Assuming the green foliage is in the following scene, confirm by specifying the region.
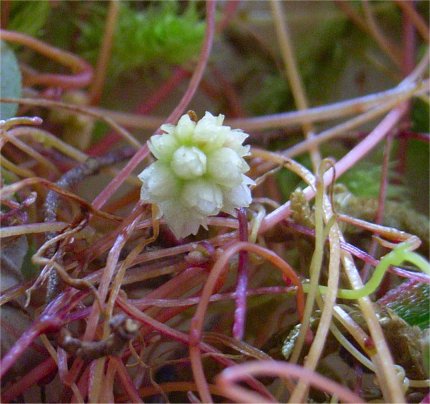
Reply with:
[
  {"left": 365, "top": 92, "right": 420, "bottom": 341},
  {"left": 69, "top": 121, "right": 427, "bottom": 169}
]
[
  {"left": 0, "top": 41, "right": 22, "bottom": 120},
  {"left": 411, "top": 99, "right": 430, "bottom": 133},
  {"left": 78, "top": 1, "right": 205, "bottom": 78},
  {"left": 384, "top": 283, "right": 430, "bottom": 330},
  {"left": 277, "top": 152, "right": 402, "bottom": 202},
  {"left": 338, "top": 162, "right": 404, "bottom": 199},
  {"left": 7, "top": 1, "right": 50, "bottom": 38},
  {"left": 21, "top": 243, "right": 38, "bottom": 280},
  {"left": 295, "top": 16, "right": 349, "bottom": 102},
  {"left": 406, "top": 100, "right": 430, "bottom": 213}
]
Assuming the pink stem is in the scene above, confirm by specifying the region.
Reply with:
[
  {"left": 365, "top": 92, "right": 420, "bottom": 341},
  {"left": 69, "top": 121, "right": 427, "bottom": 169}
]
[
  {"left": 72, "top": 366, "right": 90, "bottom": 403},
  {"left": 0, "top": 289, "right": 87, "bottom": 380},
  {"left": 361, "top": 132, "right": 394, "bottom": 282},
  {"left": 260, "top": 104, "right": 408, "bottom": 233},
  {"left": 377, "top": 278, "right": 418, "bottom": 306},
  {"left": 83, "top": 205, "right": 143, "bottom": 341},
  {"left": 216, "top": 0, "right": 241, "bottom": 33},
  {"left": 57, "top": 347, "right": 69, "bottom": 383},
  {"left": 189, "top": 241, "right": 304, "bottom": 403},
  {"left": 117, "top": 296, "right": 275, "bottom": 401},
  {"left": 111, "top": 357, "right": 143, "bottom": 403},
  {"left": 0, "top": 29, "right": 93, "bottom": 89},
  {"left": 421, "top": 393, "right": 430, "bottom": 403},
  {"left": 1, "top": 358, "right": 57, "bottom": 402},
  {"left": 216, "top": 361, "right": 364, "bottom": 403},
  {"left": 130, "top": 286, "right": 295, "bottom": 308},
  {"left": 233, "top": 208, "right": 249, "bottom": 340},
  {"left": 91, "top": 0, "right": 217, "bottom": 210},
  {"left": 0, "top": 327, "right": 42, "bottom": 379},
  {"left": 396, "top": 0, "right": 417, "bottom": 175}
]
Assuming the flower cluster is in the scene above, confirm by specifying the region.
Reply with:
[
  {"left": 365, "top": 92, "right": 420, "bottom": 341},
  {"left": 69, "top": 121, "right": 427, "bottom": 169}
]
[{"left": 138, "top": 112, "right": 254, "bottom": 238}]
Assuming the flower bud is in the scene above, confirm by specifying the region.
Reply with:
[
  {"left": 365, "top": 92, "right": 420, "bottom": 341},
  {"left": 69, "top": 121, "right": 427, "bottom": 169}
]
[
  {"left": 139, "top": 111, "right": 254, "bottom": 238},
  {"left": 171, "top": 146, "right": 207, "bottom": 179}
]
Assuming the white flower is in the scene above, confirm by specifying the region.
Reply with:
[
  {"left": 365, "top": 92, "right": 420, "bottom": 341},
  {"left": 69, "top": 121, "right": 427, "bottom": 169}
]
[{"left": 138, "top": 111, "right": 254, "bottom": 238}]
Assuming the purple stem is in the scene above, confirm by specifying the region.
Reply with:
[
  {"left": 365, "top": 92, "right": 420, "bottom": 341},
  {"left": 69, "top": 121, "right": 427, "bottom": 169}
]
[
  {"left": 233, "top": 208, "right": 249, "bottom": 340},
  {"left": 260, "top": 104, "right": 408, "bottom": 233},
  {"left": 360, "top": 132, "right": 394, "bottom": 282},
  {"left": 129, "top": 286, "right": 295, "bottom": 309},
  {"left": 0, "top": 316, "right": 62, "bottom": 379},
  {"left": 117, "top": 297, "right": 275, "bottom": 401},
  {"left": 2, "top": 357, "right": 57, "bottom": 402},
  {"left": 0, "top": 289, "right": 85, "bottom": 380},
  {"left": 396, "top": 0, "right": 416, "bottom": 174},
  {"left": 377, "top": 279, "right": 418, "bottom": 306},
  {"left": 421, "top": 393, "right": 430, "bottom": 404}
]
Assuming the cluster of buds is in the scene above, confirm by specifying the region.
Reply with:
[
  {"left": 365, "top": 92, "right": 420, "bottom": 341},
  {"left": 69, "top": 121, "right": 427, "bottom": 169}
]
[{"left": 139, "top": 111, "right": 254, "bottom": 238}]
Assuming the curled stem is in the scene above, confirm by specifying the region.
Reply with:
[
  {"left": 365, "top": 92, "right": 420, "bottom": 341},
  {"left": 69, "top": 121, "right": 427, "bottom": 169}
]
[{"left": 0, "top": 29, "right": 93, "bottom": 89}]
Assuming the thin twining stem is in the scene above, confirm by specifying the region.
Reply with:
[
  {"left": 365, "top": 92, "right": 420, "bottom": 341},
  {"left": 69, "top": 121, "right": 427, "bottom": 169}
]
[
  {"left": 270, "top": 0, "right": 321, "bottom": 170},
  {"left": 34, "top": 79, "right": 419, "bottom": 132},
  {"left": 89, "top": 0, "right": 120, "bottom": 104},
  {"left": 0, "top": 97, "right": 141, "bottom": 148}
]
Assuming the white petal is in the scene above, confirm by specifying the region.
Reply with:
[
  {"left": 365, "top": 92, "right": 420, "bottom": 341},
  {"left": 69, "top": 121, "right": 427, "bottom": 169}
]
[
  {"left": 171, "top": 146, "right": 207, "bottom": 179},
  {"left": 223, "top": 129, "right": 250, "bottom": 156},
  {"left": 148, "top": 134, "right": 178, "bottom": 161},
  {"left": 221, "top": 181, "right": 252, "bottom": 214},
  {"left": 139, "top": 162, "right": 180, "bottom": 203},
  {"left": 160, "top": 200, "right": 205, "bottom": 238},
  {"left": 207, "top": 147, "right": 244, "bottom": 187},
  {"left": 194, "top": 113, "right": 229, "bottom": 152},
  {"left": 182, "top": 179, "right": 223, "bottom": 216},
  {"left": 242, "top": 174, "right": 256, "bottom": 186},
  {"left": 160, "top": 124, "right": 175, "bottom": 135},
  {"left": 146, "top": 162, "right": 179, "bottom": 200},
  {"left": 138, "top": 165, "right": 155, "bottom": 202},
  {"left": 175, "top": 114, "right": 196, "bottom": 142}
]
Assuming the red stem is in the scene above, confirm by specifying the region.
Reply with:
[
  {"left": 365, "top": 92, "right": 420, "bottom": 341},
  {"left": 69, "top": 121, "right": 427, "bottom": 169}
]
[
  {"left": 216, "top": 0, "right": 241, "bottom": 33},
  {"left": 117, "top": 296, "right": 274, "bottom": 400},
  {"left": 72, "top": 366, "right": 90, "bottom": 403},
  {"left": 2, "top": 358, "right": 57, "bottom": 402},
  {"left": 396, "top": 1, "right": 416, "bottom": 174},
  {"left": 0, "top": 314, "right": 64, "bottom": 380},
  {"left": 0, "top": 29, "right": 93, "bottom": 89},
  {"left": 111, "top": 357, "right": 143, "bottom": 403}
]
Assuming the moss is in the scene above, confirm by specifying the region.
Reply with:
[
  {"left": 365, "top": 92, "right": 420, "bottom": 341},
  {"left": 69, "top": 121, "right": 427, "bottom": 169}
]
[{"left": 77, "top": 1, "right": 205, "bottom": 78}]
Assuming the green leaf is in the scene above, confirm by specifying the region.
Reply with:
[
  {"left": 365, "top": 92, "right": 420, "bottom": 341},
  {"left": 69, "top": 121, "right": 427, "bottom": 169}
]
[
  {"left": 383, "top": 283, "right": 430, "bottom": 330},
  {"left": 0, "top": 41, "right": 22, "bottom": 120},
  {"left": 8, "top": 0, "right": 51, "bottom": 38}
]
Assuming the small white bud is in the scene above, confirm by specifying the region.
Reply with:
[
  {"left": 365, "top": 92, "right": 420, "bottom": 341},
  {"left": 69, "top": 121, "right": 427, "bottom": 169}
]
[
  {"left": 138, "top": 111, "right": 254, "bottom": 238},
  {"left": 148, "top": 134, "right": 178, "bottom": 162},
  {"left": 171, "top": 146, "right": 207, "bottom": 179},
  {"left": 182, "top": 179, "right": 223, "bottom": 216}
]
